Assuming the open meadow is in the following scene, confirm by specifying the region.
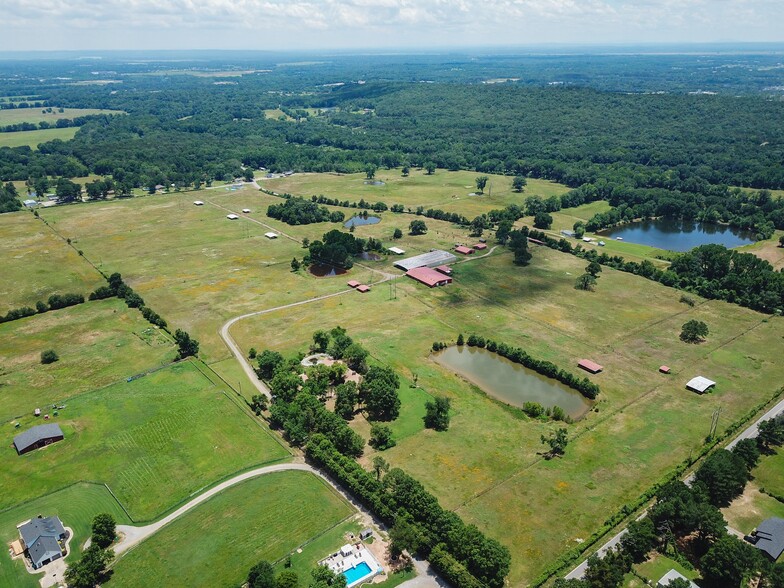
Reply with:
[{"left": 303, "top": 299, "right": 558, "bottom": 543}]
[
  {"left": 109, "top": 470, "right": 352, "bottom": 587},
  {"left": 231, "top": 245, "right": 784, "bottom": 585},
  {"left": 0, "top": 107, "right": 122, "bottom": 126},
  {"left": 0, "top": 127, "right": 79, "bottom": 149},
  {"left": 0, "top": 360, "right": 289, "bottom": 521},
  {"left": 0, "top": 298, "right": 176, "bottom": 421},
  {"left": 0, "top": 209, "right": 105, "bottom": 313}
]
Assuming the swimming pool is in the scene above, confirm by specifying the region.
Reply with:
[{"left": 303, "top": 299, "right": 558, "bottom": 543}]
[{"left": 343, "top": 561, "right": 373, "bottom": 586}]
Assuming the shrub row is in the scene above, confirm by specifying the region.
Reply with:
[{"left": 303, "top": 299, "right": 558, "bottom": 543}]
[
  {"left": 0, "top": 291, "right": 86, "bottom": 323},
  {"left": 465, "top": 334, "right": 600, "bottom": 400},
  {"left": 306, "top": 434, "right": 510, "bottom": 588},
  {"left": 107, "top": 273, "right": 167, "bottom": 329}
]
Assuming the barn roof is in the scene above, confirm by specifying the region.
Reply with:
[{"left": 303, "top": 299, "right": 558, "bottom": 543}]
[
  {"left": 406, "top": 267, "right": 452, "bottom": 287},
  {"left": 686, "top": 376, "right": 716, "bottom": 393},
  {"left": 13, "top": 424, "right": 63, "bottom": 453},
  {"left": 394, "top": 250, "right": 457, "bottom": 271},
  {"left": 578, "top": 359, "right": 603, "bottom": 373},
  {"left": 455, "top": 245, "right": 474, "bottom": 255}
]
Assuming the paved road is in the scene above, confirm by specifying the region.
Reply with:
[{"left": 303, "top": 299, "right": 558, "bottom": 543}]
[{"left": 564, "top": 394, "right": 784, "bottom": 580}]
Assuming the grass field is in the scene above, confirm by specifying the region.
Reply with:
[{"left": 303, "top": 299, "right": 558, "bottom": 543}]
[
  {"left": 264, "top": 108, "right": 295, "bottom": 121},
  {"left": 0, "top": 209, "right": 106, "bottom": 313},
  {"left": 0, "top": 483, "right": 132, "bottom": 588},
  {"left": 0, "top": 298, "right": 177, "bottom": 421},
  {"left": 230, "top": 246, "right": 784, "bottom": 585},
  {"left": 754, "top": 449, "right": 784, "bottom": 495},
  {"left": 109, "top": 470, "right": 353, "bottom": 587},
  {"left": 0, "top": 127, "right": 79, "bottom": 149},
  {"left": 0, "top": 361, "right": 289, "bottom": 521},
  {"left": 0, "top": 107, "right": 122, "bottom": 126},
  {"left": 739, "top": 230, "right": 784, "bottom": 270},
  {"left": 722, "top": 483, "right": 784, "bottom": 535}
]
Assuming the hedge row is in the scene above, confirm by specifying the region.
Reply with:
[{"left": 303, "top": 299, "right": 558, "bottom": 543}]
[
  {"left": 464, "top": 334, "right": 600, "bottom": 400},
  {"left": 306, "top": 434, "right": 510, "bottom": 588}
]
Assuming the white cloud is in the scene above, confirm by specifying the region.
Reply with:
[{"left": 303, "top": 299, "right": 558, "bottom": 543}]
[{"left": 0, "top": 0, "right": 783, "bottom": 50}]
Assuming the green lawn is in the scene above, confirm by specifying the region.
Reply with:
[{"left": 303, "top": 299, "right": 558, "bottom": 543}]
[
  {"left": 0, "top": 210, "right": 105, "bottom": 313},
  {"left": 0, "top": 298, "right": 177, "bottom": 421},
  {"left": 230, "top": 246, "right": 784, "bottom": 585},
  {"left": 0, "top": 483, "right": 132, "bottom": 588},
  {"left": 0, "top": 127, "right": 79, "bottom": 148},
  {"left": 109, "top": 470, "right": 353, "bottom": 587},
  {"left": 632, "top": 553, "right": 699, "bottom": 585},
  {"left": 722, "top": 483, "right": 784, "bottom": 536},
  {"left": 0, "top": 107, "right": 122, "bottom": 126},
  {"left": 0, "top": 361, "right": 290, "bottom": 521},
  {"left": 754, "top": 449, "right": 784, "bottom": 495}
]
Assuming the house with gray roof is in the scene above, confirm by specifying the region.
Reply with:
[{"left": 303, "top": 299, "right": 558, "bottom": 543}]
[
  {"left": 13, "top": 423, "right": 64, "bottom": 455},
  {"left": 747, "top": 517, "right": 784, "bottom": 561},
  {"left": 19, "top": 516, "right": 67, "bottom": 569}
]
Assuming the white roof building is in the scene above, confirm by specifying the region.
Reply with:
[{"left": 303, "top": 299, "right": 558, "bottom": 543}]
[
  {"left": 193, "top": 200, "right": 204, "bottom": 205},
  {"left": 226, "top": 214, "right": 239, "bottom": 220},
  {"left": 265, "top": 232, "right": 278, "bottom": 239},
  {"left": 394, "top": 250, "right": 457, "bottom": 271},
  {"left": 686, "top": 376, "right": 716, "bottom": 394},
  {"left": 242, "top": 208, "right": 251, "bottom": 213},
  {"left": 388, "top": 246, "right": 405, "bottom": 255}
]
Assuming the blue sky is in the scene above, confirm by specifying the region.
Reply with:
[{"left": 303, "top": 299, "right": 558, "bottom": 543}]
[{"left": 1, "top": 0, "right": 783, "bottom": 51}]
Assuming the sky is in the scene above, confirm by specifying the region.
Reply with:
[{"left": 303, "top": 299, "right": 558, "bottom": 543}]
[{"left": 1, "top": 0, "right": 783, "bottom": 52}]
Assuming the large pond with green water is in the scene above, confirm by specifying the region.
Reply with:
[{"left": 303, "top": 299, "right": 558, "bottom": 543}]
[{"left": 433, "top": 346, "right": 592, "bottom": 419}]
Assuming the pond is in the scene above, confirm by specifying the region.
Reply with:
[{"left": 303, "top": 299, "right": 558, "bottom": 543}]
[
  {"left": 598, "top": 218, "right": 756, "bottom": 252},
  {"left": 344, "top": 215, "right": 381, "bottom": 228},
  {"left": 357, "top": 251, "right": 382, "bottom": 261},
  {"left": 309, "top": 263, "right": 348, "bottom": 277},
  {"left": 433, "top": 346, "right": 592, "bottom": 419}
]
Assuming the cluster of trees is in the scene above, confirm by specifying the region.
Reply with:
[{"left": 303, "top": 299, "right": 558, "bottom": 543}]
[
  {"left": 106, "top": 272, "right": 168, "bottom": 330},
  {"left": 0, "top": 114, "right": 110, "bottom": 133},
  {"left": 463, "top": 334, "right": 600, "bottom": 399},
  {"left": 307, "top": 193, "right": 388, "bottom": 212},
  {"left": 306, "top": 434, "right": 511, "bottom": 588},
  {"left": 0, "top": 182, "right": 21, "bottom": 213},
  {"left": 522, "top": 401, "right": 570, "bottom": 423},
  {"left": 414, "top": 206, "right": 469, "bottom": 226},
  {"left": 64, "top": 514, "right": 116, "bottom": 588},
  {"left": 307, "top": 229, "right": 363, "bottom": 270},
  {"left": 267, "top": 196, "right": 344, "bottom": 225},
  {"left": 247, "top": 559, "right": 336, "bottom": 588},
  {"left": 424, "top": 397, "right": 451, "bottom": 431},
  {"left": 527, "top": 230, "right": 784, "bottom": 314},
  {"left": 0, "top": 291, "right": 85, "bottom": 324}
]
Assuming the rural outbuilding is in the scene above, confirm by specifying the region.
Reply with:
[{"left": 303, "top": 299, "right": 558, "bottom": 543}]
[
  {"left": 435, "top": 265, "right": 452, "bottom": 275},
  {"left": 454, "top": 245, "right": 474, "bottom": 255},
  {"left": 13, "top": 423, "right": 64, "bottom": 455},
  {"left": 356, "top": 285, "right": 371, "bottom": 293},
  {"left": 747, "top": 517, "right": 784, "bottom": 561},
  {"left": 578, "top": 359, "right": 603, "bottom": 374},
  {"left": 242, "top": 208, "right": 251, "bottom": 213},
  {"left": 347, "top": 280, "right": 360, "bottom": 288},
  {"left": 193, "top": 200, "right": 204, "bottom": 206},
  {"left": 264, "top": 232, "right": 278, "bottom": 239},
  {"left": 359, "top": 528, "right": 373, "bottom": 540},
  {"left": 406, "top": 267, "right": 453, "bottom": 288},
  {"left": 394, "top": 250, "right": 457, "bottom": 271},
  {"left": 226, "top": 214, "right": 239, "bottom": 220},
  {"left": 388, "top": 246, "right": 406, "bottom": 255},
  {"left": 686, "top": 376, "right": 716, "bottom": 394},
  {"left": 473, "top": 243, "right": 487, "bottom": 251},
  {"left": 659, "top": 365, "right": 671, "bottom": 374},
  {"left": 18, "top": 516, "right": 66, "bottom": 569},
  {"left": 657, "top": 569, "right": 698, "bottom": 588}
]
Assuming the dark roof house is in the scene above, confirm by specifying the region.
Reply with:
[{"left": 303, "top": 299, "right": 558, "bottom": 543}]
[
  {"left": 13, "top": 423, "right": 64, "bottom": 455},
  {"left": 748, "top": 517, "right": 784, "bottom": 561},
  {"left": 19, "top": 516, "right": 66, "bottom": 569}
]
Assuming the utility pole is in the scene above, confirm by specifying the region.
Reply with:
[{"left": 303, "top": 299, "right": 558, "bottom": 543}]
[{"left": 709, "top": 406, "right": 721, "bottom": 440}]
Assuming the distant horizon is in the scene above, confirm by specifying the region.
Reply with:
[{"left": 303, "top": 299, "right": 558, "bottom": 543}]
[{"left": 3, "top": 0, "right": 784, "bottom": 53}]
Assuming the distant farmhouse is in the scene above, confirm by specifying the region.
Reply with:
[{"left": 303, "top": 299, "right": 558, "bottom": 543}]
[
  {"left": 13, "top": 423, "right": 64, "bottom": 455},
  {"left": 18, "top": 516, "right": 67, "bottom": 569}
]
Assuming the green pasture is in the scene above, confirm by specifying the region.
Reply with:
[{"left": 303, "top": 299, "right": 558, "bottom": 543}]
[
  {"left": 0, "top": 483, "right": 132, "bottom": 588},
  {"left": 264, "top": 108, "right": 295, "bottom": 121},
  {"left": 0, "top": 298, "right": 176, "bottom": 421},
  {"left": 230, "top": 245, "right": 784, "bottom": 585},
  {"left": 0, "top": 107, "right": 122, "bottom": 126},
  {"left": 754, "top": 449, "right": 784, "bottom": 496},
  {"left": 722, "top": 483, "right": 784, "bottom": 535},
  {"left": 0, "top": 210, "right": 105, "bottom": 313},
  {"left": 110, "top": 470, "right": 352, "bottom": 588},
  {"left": 0, "top": 361, "right": 289, "bottom": 520},
  {"left": 0, "top": 127, "right": 79, "bottom": 149}
]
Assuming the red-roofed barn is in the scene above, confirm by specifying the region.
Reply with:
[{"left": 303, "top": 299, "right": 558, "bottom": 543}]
[
  {"left": 455, "top": 246, "right": 474, "bottom": 255},
  {"left": 406, "top": 267, "right": 453, "bottom": 288},
  {"left": 578, "top": 359, "right": 603, "bottom": 374}
]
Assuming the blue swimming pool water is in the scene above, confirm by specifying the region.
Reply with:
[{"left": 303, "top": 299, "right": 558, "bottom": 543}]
[{"left": 343, "top": 561, "right": 373, "bottom": 585}]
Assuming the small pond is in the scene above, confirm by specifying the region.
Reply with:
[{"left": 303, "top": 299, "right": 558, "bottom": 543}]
[
  {"left": 598, "top": 218, "right": 756, "bottom": 252},
  {"left": 357, "top": 251, "right": 383, "bottom": 261},
  {"left": 433, "top": 346, "right": 592, "bottom": 419},
  {"left": 344, "top": 215, "right": 381, "bottom": 228},
  {"left": 309, "top": 263, "right": 348, "bottom": 277}
]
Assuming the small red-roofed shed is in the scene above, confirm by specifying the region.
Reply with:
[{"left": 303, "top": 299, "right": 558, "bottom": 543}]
[
  {"left": 435, "top": 265, "right": 452, "bottom": 275},
  {"left": 474, "top": 243, "right": 487, "bottom": 250},
  {"left": 407, "top": 267, "right": 453, "bottom": 288},
  {"left": 455, "top": 245, "right": 474, "bottom": 255},
  {"left": 578, "top": 359, "right": 603, "bottom": 374},
  {"left": 347, "top": 280, "right": 360, "bottom": 288},
  {"left": 659, "top": 365, "right": 671, "bottom": 374},
  {"left": 356, "top": 284, "right": 371, "bottom": 293}
]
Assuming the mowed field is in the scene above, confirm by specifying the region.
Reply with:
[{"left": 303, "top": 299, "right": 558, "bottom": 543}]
[
  {"left": 0, "top": 107, "right": 122, "bottom": 126},
  {"left": 0, "top": 360, "right": 289, "bottom": 521},
  {"left": 0, "top": 298, "right": 176, "bottom": 421},
  {"left": 0, "top": 210, "right": 105, "bottom": 313},
  {"left": 0, "top": 483, "right": 132, "bottom": 588},
  {"left": 109, "top": 470, "right": 353, "bottom": 587},
  {"left": 0, "top": 127, "right": 79, "bottom": 148},
  {"left": 231, "top": 247, "right": 784, "bottom": 585}
]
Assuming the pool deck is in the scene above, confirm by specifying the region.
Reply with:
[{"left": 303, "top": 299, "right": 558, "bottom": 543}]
[{"left": 320, "top": 543, "right": 382, "bottom": 587}]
